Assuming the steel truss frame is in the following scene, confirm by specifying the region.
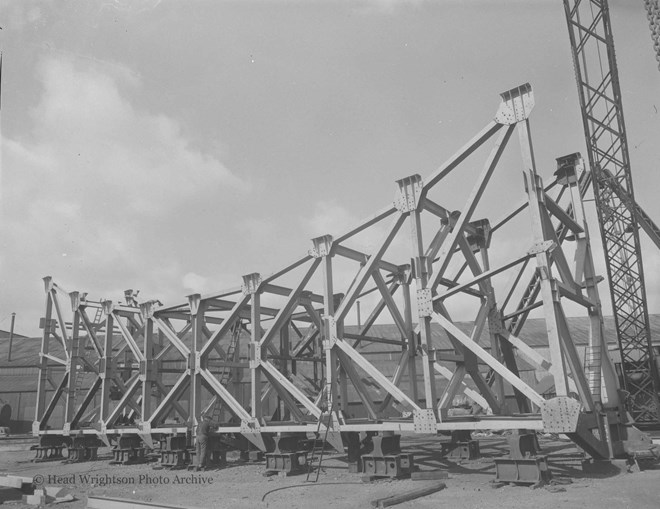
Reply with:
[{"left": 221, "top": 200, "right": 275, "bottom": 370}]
[{"left": 34, "top": 84, "right": 640, "bottom": 458}]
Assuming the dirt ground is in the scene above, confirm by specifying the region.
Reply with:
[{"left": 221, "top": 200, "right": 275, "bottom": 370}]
[{"left": 1, "top": 435, "right": 659, "bottom": 509}]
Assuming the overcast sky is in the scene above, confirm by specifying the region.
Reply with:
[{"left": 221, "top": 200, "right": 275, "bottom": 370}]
[{"left": 1, "top": 0, "right": 659, "bottom": 336}]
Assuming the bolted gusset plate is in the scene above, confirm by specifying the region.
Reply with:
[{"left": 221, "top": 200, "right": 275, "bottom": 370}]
[
  {"left": 495, "top": 83, "right": 534, "bottom": 125},
  {"left": 416, "top": 288, "right": 433, "bottom": 318},
  {"left": 309, "top": 235, "right": 334, "bottom": 258},
  {"left": 241, "top": 272, "right": 262, "bottom": 295},
  {"left": 541, "top": 396, "right": 581, "bottom": 433},
  {"left": 394, "top": 174, "right": 423, "bottom": 213},
  {"left": 413, "top": 409, "right": 437, "bottom": 434}
]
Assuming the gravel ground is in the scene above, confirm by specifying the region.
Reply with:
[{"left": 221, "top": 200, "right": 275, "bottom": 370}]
[{"left": 1, "top": 435, "right": 658, "bottom": 508}]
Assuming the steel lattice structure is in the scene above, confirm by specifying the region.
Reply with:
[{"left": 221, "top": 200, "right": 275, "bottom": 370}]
[
  {"left": 562, "top": 0, "right": 660, "bottom": 425},
  {"left": 33, "top": 85, "right": 657, "bottom": 460},
  {"left": 644, "top": 0, "right": 660, "bottom": 70}
]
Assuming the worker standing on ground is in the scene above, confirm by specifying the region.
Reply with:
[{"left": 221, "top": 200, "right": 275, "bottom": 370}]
[{"left": 196, "top": 414, "right": 212, "bottom": 471}]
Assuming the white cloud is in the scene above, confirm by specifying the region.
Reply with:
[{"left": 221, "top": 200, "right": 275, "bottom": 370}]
[
  {"left": 182, "top": 272, "right": 209, "bottom": 293},
  {"left": 101, "top": 0, "right": 163, "bottom": 15},
  {"left": 302, "top": 200, "right": 396, "bottom": 253},
  {"left": 25, "top": 57, "right": 247, "bottom": 215},
  {"left": 0, "top": 0, "right": 47, "bottom": 30},
  {"left": 0, "top": 55, "right": 248, "bottom": 334},
  {"left": 351, "top": 0, "right": 554, "bottom": 15},
  {"left": 302, "top": 201, "right": 357, "bottom": 239},
  {"left": 353, "top": 0, "right": 424, "bottom": 14}
]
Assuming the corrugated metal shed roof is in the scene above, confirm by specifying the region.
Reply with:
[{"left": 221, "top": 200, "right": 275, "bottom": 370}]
[
  {"left": 0, "top": 329, "right": 28, "bottom": 339},
  {"left": 0, "top": 334, "right": 143, "bottom": 368},
  {"left": 0, "top": 337, "right": 65, "bottom": 367}
]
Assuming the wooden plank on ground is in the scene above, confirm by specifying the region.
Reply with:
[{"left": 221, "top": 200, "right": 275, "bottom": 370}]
[
  {"left": 87, "top": 495, "right": 190, "bottom": 509},
  {"left": 370, "top": 482, "right": 446, "bottom": 508}
]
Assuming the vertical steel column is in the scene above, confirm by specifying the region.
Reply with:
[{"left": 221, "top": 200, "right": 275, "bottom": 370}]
[
  {"left": 232, "top": 321, "right": 243, "bottom": 406},
  {"left": 279, "top": 322, "right": 290, "bottom": 419},
  {"left": 524, "top": 172, "right": 571, "bottom": 398},
  {"left": 396, "top": 175, "right": 438, "bottom": 416},
  {"left": 337, "top": 320, "right": 348, "bottom": 414},
  {"left": 188, "top": 294, "right": 204, "bottom": 427},
  {"left": 243, "top": 273, "right": 263, "bottom": 422},
  {"left": 34, "top": 277, "right": 54, "bottom": 433},
  {"left": 511, "top": 86, "right": 570, "bottom": 399},
  {"left": 311, "top": 235, "right": 339, "bottom": 415},
  {"left": 155, "top": 328, "right": 165, "bottom": 409},
  {"left": 473, "top": 220, "right": 529, "bottom": 413},
  {"left": 563, "top": 0, "right": 660, "bottom": 424},
  {"left": 64, "top": 292, "right": 83, "bottom": 426},
  {"left": 99, "top": 300, "right": 114, "bottom": 424},
  {"left": 560, "top": 154, "right": 620, "bottom": 406},
  {"left": 399, "top": 267, "right": 418, "bottom": 404},
  {"left": 140, "top": 302, "right": 156, "bottom": 420},
  {"left": 474, "top": 227, "right": 507, "bottom": 410}
]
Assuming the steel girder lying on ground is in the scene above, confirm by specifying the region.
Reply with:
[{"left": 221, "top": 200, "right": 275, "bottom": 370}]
[{"left": 34, "top": 84, "right": 646, "bottom": 459}]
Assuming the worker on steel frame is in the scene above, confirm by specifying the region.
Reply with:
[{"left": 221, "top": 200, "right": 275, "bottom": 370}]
[{"left": 196, "top": 414, "right": 212, "bottom": 471}]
